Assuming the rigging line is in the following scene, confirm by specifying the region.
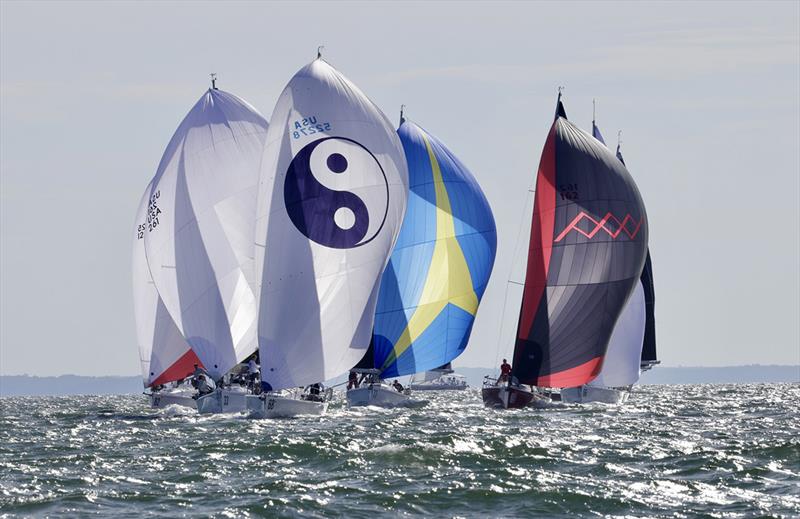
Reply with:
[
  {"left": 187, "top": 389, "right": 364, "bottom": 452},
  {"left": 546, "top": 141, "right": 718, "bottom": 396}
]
[{"left": 493, "top": 181, "right": 536, "bottom": 369}]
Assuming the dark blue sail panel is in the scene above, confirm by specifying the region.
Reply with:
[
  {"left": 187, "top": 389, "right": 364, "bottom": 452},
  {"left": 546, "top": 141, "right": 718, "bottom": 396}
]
[
  {"left": 372, "top": 121, "right": 497, "bottom": 378},
  {"left": 513, "top": 102, "right": 649, "bottom": 387},
  {"left": 639, "top": 252, "right": 657, "bottom": 363},
  {"left": 592, "top": 121, "right": 606, "bottom": 145}
]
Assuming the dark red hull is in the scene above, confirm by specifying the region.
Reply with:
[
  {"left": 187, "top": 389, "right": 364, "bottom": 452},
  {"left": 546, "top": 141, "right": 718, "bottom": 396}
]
[{"left": 481, "top": 385, "right": 535, "bottom": 409}]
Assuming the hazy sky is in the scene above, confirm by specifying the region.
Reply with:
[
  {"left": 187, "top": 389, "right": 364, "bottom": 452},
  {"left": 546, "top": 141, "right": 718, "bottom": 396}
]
[{"left": 1, "top": 1, "right": 798, "bottom": 376}]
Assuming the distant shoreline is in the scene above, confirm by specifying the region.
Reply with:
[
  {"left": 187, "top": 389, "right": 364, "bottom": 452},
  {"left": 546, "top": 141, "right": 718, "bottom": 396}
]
[{"left": 1, "top": 365, "right": 797, "bottom": 396}]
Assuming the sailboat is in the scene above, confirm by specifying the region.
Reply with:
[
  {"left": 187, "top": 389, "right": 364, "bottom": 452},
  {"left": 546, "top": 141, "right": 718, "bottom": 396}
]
[
  {"left": 561, "top": 116, "right": 658, "bottom": 404},
  {"left": 347, "top": 115, "right": 496, "bottom": 406},
  {"left": 141, "top": 81, "right": 269, "bottom": 414},
  {"left": 251, "top": 55, "right": 409, "bottom": 417},
  {"left": 482, "top": 94, "right": 649, "bottom": 409},
  {"left": 408, "top": 362, "right": 468, "bottom": 391},
  {"left": 133, "top": 183, "right": 201, "bottom": 409}
]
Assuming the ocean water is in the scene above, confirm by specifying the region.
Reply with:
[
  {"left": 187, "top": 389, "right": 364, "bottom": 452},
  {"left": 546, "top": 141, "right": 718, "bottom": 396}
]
[{"left": 0, "top": 384, "right": 798, "bottom": 518}]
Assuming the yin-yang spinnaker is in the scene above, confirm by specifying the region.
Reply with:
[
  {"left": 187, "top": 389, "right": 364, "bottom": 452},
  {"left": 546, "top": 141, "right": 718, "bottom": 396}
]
[{"left": 254, "top": 58, "right": 409, "bottom": 391}]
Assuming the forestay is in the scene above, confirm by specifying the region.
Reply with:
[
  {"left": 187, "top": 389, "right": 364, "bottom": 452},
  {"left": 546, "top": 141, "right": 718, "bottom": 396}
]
[
  {"left": 372, "top": 120, "right": 497, "bottom": 378},
  {"left": 132, "top": 184, "right": 200, "bottom": 387},
  {"left": 512, "top": 97, "right": 649, "bottom": 388},
  {"left": 143, "top": 88, "right": 269, "bottom": 380},
  {"left": 255, "top": 58, "right": 408, "bottom": 391}
]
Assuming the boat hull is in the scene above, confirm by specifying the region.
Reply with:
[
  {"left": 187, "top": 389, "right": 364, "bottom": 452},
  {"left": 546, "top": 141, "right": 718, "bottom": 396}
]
[
  {"left": 560, "top": 386, "right": 629, "bottom": 404},
  {"left": 346, "top": 385, "right": 412, "bottom": 407},
  {"left": 481, "top": 385, "right": 535, "bottom": 409},
  {"left": 196, "top": 387, "right": 252, "bottom": 414},
  {"left": 149, "top": 390, "right": 197, "bottom": 410},
  {"left": 248, "top": 394, "right": 328, "bottom": 418}
]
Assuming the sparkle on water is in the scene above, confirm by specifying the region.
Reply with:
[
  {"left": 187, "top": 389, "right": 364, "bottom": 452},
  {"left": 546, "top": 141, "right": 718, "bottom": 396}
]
[{"left": 1, "top": 384, "right": 798, "bottom": 518}]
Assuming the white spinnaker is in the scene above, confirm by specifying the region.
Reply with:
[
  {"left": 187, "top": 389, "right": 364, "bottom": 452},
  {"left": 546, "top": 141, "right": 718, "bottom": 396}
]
[
  {"left": 132, "top": 185, "right": 196, "bottom": 387},
  {"left": 589, "top": 280, "right": 646, "bottom": 387},
  {"left": 143, "top": 89, "right": 268, "bottom": 380},
  {"left": 255, "top": 59, "right": 409, "bottom": 390}
]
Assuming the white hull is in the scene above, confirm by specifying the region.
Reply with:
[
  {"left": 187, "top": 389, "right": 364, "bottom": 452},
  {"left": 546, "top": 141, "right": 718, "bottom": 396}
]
[
  {"left": 196, "top": 387, "right": 252, "bottom": 414},
  {"left": 561, "top": 385, "right": 629, "bottom": 404},
  {"left": 346, "top": 385, "right": 412, "bottom": 407},
  {"left": 248, "top": 394, "right": 328, "bottom": 418},
  {"left": 149, "top": 390, "right": 197, "bottom": 409}
]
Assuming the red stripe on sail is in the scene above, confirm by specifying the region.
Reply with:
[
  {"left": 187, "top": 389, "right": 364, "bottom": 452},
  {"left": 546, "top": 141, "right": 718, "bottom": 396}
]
[
  {"left": 517, "top": 125, "right": 557, "bottom": 339},
  {"left": 536, "top": 356, "right": 603, "bottom": 387},
  {"left": 150, "top": 349, "right": 203, "bottom": 387}
]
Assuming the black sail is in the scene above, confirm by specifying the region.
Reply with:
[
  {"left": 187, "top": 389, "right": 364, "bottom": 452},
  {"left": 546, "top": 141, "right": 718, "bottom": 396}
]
[
  {"left": 639, "top": 252, "right": 658, "bottom": 364},
  {"left": 512, "top": 97, "right": 649, "bottom": 387}
]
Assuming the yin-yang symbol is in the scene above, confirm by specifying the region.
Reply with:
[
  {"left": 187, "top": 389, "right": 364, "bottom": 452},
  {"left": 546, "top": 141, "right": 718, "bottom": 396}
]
[{"left": 284, "top": 137, "right": 389, "bottom": 249}]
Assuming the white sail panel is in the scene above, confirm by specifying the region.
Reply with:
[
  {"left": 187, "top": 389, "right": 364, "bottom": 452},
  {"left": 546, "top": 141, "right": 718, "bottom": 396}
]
[
  {"left": 132, "top": 185, "right": 198, "bottom": 387},
  {"left": 143, "top": 89, "right": 268, "bottom": 380},
  {"left": 589, "top": 280, "right": 646, "bottom": 388},
  {"left": 255, "top": 59, "right": 409, "bottom": 390}
]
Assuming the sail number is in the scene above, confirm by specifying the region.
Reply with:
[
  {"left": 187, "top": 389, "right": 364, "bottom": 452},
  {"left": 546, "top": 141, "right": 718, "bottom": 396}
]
[
  {"left": 291, "top": 116, "right": 331, "bottom": 139},
  {"left": 559, "top": 183, "right": 579, "bottom": 201},
  {"left": 137, "top": 190, "right": 163, "bottom": 239}
]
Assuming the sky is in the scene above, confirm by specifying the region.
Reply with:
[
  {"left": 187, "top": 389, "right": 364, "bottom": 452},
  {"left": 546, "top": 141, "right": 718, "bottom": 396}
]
[{"left": 1, "top": 1, "right": 798, "bottom": 376}]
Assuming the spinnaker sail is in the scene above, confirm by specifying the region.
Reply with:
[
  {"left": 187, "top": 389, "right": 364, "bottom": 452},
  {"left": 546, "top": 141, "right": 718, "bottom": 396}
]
[
  {"left": 370, "top": 119, "right": 497, "bottom": 377},
  {"left": 132, "top": 184, "right": 200, "bottom": 387},
  {"left": 511, "top": 95, "right": 649, "bottom": 388},
  {"left": 254, "top": 58, "right": 409, "bottom": 391},
  {"left": 143, "top": 87, "right": 269, "bottom": 380}
]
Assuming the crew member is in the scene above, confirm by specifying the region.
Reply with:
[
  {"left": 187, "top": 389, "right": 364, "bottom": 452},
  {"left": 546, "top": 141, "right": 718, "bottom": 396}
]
[
  {"left": 392, "top": 380, "right": 404, "bottom": 393},
  {"left": 347, "top": 371, "right": 359, "bottom": 390},
  {"left": 247, "top": 357, "right": 259, "bottom": 389},
  {"left": 499, "top": 359, "right": 512, "bottom": 383}
]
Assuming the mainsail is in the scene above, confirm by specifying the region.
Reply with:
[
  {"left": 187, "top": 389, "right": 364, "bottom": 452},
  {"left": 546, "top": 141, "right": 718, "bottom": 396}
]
[
  {"left": 254, "top": 58, "right": 409, "bottom": 390},
  {"left": 143, "top": 88, "right": 269, "bottom": 380},
  {"left": 371, "top": 119, "right": 497, "bottom": 377},
  {"left": 132, "top": 184, "right": 200, "bottom": 387},
  {"left": 512, "top": 96, "right": 649, "bottom": 388}
]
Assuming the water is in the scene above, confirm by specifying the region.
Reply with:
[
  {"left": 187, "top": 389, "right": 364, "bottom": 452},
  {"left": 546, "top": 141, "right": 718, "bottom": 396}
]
[{"left": 1, "top": 384, "right": 798, "bottom": 518}]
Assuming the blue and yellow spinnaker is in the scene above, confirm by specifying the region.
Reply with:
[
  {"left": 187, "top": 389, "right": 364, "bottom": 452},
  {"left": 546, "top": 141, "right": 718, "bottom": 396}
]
[{"left": 372, "top": 119, "right": 497, "bottom": 377}]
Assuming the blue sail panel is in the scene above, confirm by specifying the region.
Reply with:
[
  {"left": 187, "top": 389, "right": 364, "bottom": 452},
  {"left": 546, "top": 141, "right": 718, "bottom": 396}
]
[{"left": 373, "top": 120, "right": 497, "bottom": 377}]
